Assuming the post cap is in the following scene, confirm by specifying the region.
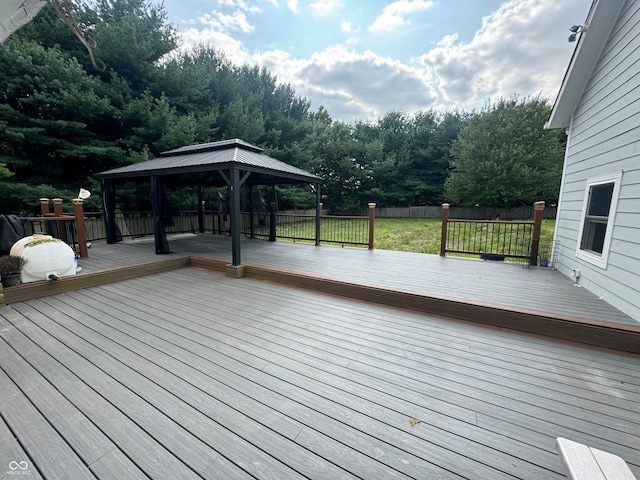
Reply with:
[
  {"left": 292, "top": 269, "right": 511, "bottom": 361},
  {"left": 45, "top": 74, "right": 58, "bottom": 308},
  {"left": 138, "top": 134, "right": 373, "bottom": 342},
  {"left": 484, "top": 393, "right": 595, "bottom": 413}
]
[
  {"left": 442, "top": 203, "right": 450, "bottom": 208},
  {"left": 534, "top": 201, "right": 545, "bottom": 209},
  {"left": 368, "top": 203, "right": 376, "bottom": 207}
]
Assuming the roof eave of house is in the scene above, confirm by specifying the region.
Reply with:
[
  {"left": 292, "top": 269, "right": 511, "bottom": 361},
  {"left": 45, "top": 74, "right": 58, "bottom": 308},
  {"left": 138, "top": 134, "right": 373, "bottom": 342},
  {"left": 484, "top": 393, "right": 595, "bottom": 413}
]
[
  {"left": 0, "top": 0, "right": 48, "bottom": 43},
  {"left": 545, "top": 0, "right": 626, "bottom": 130}
]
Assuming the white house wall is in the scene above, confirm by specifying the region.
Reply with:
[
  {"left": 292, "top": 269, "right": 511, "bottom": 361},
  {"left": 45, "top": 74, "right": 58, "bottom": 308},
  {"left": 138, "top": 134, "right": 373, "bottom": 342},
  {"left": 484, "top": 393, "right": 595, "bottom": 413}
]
[{"left": 554, "top": 0, "right": 640, "bottom": 322}]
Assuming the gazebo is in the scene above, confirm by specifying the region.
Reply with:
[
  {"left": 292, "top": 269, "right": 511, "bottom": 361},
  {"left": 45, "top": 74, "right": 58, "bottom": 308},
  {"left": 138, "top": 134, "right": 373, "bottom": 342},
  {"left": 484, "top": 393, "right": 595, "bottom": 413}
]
[{"left": 97, "top": 139, "right": 322, "bottom": 267}]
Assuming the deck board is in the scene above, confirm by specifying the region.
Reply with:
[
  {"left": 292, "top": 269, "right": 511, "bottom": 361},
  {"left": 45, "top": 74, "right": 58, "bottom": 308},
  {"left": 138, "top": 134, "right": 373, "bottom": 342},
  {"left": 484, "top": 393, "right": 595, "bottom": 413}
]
[
  {"left": 0, "top": 338, "right": 116, "bottom": 465},
  {"left": 0, "top": 356, "right": 98, "bottom": 480},
  {"left": 41, "top": 293, "right": 456, "bottom": 479},
  {"left": 0, "top": 408, "right": 44, "bottom": 480},
  {"left": 10, "top": 302, "right": 296, "bottom": 480},
  {"left": 55, "top": 287, "right": 532, "bottom": 479},
  {"left": 107, "top": 270, "right": 640, "bottom": 418},
  {"left": 0, "top": 310, "right": 207, "bottom": 480},
  {"left": 23, "top": 299, "right": 359, "bottom": 480},
  {"left": 164, "top": 270, "right": 640, "bottom": 398},
  {"left": 1, "top": 260, "right": 639, "bottom": 479}
]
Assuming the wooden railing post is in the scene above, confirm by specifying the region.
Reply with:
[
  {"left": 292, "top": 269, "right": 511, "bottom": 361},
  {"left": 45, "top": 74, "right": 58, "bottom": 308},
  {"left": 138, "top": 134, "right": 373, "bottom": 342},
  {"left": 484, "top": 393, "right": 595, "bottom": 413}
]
[
  {"left": 52, "top": 198, "right": 64, "bottom": 241},
  {"left": 368, "top": 203, "right": 376, "bottom": 250},
  {"left": 440, "top": 203, "right": 450, "bottom": 256},
  {"left": 529, "top": 201, "right": 545, "bottom": 266},
  {"left": 39, "top": 198, "right": 51, "bottom": 234},
  {"left": 39, "top": 198, "right": 50, "bottom": 216},
  {"left": 72, "top": 198, "right": 89, "bottom": 258},
  {"left": 52, "top": 198, "right": 63, "bottom": 216},
  {"left": 269, "top": 202, "right": 277, "bottom": 242}
]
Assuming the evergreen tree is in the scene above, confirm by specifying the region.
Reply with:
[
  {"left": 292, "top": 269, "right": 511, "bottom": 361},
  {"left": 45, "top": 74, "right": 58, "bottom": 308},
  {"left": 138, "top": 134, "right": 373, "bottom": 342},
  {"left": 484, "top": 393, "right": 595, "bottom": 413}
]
[{"left": 445, "top": 96, "right": 565, "bottom": 207}]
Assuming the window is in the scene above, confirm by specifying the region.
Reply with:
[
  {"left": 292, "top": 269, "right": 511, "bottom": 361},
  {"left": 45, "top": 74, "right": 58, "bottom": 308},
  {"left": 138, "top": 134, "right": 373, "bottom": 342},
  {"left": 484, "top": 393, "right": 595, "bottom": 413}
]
[{"left": 576, "top": 171, "right": 622, "bottom": 268}]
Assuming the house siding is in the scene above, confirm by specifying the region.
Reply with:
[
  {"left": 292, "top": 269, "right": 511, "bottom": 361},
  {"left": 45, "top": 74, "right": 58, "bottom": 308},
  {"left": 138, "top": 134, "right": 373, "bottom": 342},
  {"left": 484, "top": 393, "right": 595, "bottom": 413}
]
[{"left": 554, "top": 0, "right": 640, "bottom": 322}]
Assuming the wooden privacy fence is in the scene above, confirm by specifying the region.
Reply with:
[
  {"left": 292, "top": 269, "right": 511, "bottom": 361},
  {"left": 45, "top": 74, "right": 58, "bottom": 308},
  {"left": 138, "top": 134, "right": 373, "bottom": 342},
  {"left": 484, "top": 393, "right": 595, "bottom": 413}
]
[
  {"left": 370, "top": 204, "right": 557, "bottom": 220},
  {"left": 440, "top": 201, "right": 545, "bottom": 265}
]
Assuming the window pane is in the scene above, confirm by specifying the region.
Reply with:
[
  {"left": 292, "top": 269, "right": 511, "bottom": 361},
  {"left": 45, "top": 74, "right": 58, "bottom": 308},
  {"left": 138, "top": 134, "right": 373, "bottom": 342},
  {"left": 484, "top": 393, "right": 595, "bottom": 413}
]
[
  {"left": 581, "top": 182, "right": 614, "bottom": 255},
  {"left": 581, "top": 220, "right": 607, "bottom": 253},
  {"left": 576, "top": 172, "right": 622, "bottom": 267},
  {"left": 587, "top": 183, "right": 614, "bottom": 216}
]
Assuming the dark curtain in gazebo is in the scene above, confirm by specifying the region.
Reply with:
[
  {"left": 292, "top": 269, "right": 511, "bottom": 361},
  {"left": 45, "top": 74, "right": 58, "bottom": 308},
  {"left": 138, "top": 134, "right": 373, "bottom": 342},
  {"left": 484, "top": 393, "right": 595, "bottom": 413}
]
[
  {"left": 151, "top": 175, "right": 172, "bottom": 254},
  {"left": 101, "top": 178, "right": 120, "bottom": 244}
]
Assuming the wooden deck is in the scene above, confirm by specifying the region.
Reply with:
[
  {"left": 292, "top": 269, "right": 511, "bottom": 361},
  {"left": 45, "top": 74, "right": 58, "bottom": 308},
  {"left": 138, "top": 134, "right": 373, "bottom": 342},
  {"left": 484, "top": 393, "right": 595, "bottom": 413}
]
[
  {"left": 2, "top": 234, "right": 639, "bottom": 352},
  {"left": 2, "top": 264, "right": 640, "bottom": 479},
  {"left": 57, "top": 234, "right": 640, "bottom": 325}
]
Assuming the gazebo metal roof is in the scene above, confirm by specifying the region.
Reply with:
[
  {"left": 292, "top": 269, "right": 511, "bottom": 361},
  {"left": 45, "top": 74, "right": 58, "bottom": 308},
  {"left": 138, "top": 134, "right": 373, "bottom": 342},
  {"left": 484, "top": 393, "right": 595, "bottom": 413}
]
[{"left": 97, "top": 138, "right": 321, "bottom": 185}]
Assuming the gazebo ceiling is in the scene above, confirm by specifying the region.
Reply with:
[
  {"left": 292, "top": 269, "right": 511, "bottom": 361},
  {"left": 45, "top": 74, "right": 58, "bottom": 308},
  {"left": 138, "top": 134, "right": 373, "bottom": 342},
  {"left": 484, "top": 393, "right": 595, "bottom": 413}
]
[{"left": 97, "top": 138, "right": 321, "bottom": 186}]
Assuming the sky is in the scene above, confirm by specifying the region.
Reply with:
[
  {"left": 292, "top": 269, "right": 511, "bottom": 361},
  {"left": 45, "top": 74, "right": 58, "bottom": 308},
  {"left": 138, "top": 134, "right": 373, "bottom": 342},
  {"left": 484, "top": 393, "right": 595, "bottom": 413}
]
[{"left": 164, "top": 0, "right": 592, "bottom": 124}]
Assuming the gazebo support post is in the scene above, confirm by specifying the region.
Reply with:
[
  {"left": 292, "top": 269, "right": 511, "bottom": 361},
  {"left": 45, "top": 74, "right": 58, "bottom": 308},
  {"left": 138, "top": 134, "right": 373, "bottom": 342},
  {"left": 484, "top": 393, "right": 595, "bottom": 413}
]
[{"left": 230, "top": 167, "right": 242, "bottom": 266}]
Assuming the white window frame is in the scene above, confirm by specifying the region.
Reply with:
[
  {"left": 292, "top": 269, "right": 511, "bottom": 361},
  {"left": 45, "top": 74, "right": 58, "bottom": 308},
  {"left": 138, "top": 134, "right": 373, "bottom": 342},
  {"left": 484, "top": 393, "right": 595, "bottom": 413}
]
[{"left": 575, "top": 170, "right": 623, "bottom": 269}]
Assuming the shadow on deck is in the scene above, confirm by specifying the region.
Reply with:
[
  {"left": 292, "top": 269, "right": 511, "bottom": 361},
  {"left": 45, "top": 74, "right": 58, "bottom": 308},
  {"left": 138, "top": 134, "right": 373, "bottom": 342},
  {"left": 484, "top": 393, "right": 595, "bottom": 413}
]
[{"left": 2, "top": 234, "right": 639, "bottom": 354}]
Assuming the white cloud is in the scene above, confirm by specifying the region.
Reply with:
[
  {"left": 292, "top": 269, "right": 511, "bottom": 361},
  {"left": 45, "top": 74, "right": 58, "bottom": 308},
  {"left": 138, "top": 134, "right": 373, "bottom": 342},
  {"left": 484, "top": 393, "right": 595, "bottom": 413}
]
[
  {"left": 369, "top": 0, "right": 434, "bottom": 34},
  {"left": 256, "top": 46, "right": 437, "bottom": 122},
  {"left": 287, "top": 0, "right": 299, "bottom": 13},
  {"left": 200, "top": 10, "right": 254, "bottom": 33},
  {"left": 419, "top": 0, "right": 584, "bottom": 107},
  {"left": 180, "top": 27, "right": 252, "bottom": 63},
  {"left": 310, "top": 0, "right": 342, "bottom": 17},
  {"left": 173, "top": 0, "right": 588, "bottom": 124},
  {"left": 217, "top": 0, "right": 262, "bottom": 13}
]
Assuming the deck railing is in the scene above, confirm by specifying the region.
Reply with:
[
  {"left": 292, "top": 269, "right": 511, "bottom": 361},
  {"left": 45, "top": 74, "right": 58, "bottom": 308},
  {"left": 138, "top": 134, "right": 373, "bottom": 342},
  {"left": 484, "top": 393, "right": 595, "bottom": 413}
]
[
  {"left": 440, "top": 201, "right": 545, "bottom": 265},
  {"left": 115, "top": 211, "right": 204, "bottom": 239},
  {"left": 24, "top": 198, "right": 90, "bottom": 258},
  {"left": 242, "top": 202, "right": 375, "bottom": 248},
  {"left": 81, "top": 204, "right": 376, "bottom": 249}
]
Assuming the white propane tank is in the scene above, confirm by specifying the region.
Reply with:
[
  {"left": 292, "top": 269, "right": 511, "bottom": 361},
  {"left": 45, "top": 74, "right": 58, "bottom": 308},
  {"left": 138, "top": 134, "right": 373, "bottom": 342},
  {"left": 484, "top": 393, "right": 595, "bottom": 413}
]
[{"left": 10, "top": 235, "right": 76, "bottom": 283}]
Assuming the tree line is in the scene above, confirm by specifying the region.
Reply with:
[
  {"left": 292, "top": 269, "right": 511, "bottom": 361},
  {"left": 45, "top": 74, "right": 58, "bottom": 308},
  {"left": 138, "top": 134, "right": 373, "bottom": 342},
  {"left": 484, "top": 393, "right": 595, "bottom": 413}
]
[{"left": 0, "top": 0, "right": 566, "bottom": 215}]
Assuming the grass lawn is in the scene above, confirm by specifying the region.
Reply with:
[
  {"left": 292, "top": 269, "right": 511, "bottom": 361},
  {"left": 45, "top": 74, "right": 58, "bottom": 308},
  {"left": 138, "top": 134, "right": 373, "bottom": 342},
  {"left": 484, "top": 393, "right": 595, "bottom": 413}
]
[{"left": 374, "top": 217, "right": 556, "bottom": 257}]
